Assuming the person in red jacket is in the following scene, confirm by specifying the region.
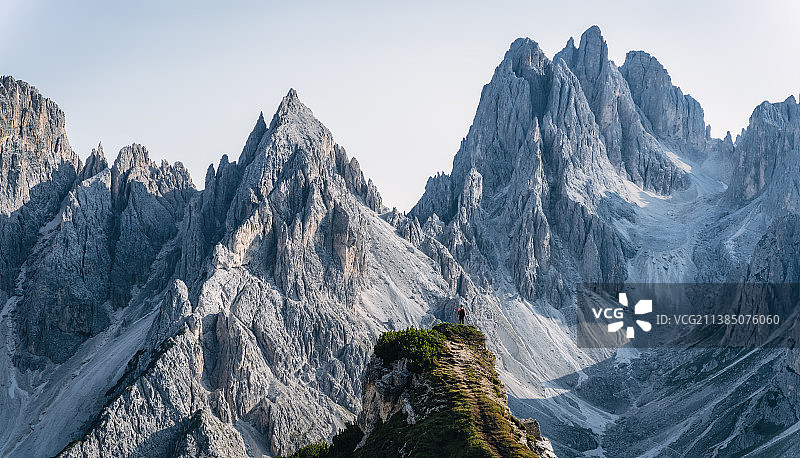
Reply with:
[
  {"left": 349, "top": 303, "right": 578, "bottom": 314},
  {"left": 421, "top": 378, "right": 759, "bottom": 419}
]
[{"left": 457, "top": 305, "right": 466, "bottom": 324}]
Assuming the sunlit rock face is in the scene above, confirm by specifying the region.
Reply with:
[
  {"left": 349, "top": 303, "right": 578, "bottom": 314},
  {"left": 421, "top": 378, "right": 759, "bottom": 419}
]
[
  {"left": 2, "top": 24, "right": 800, "bottom": 458},
  {"left": 406, "top": 27, "right": 800, "bottom": 457},
  {"left": 1, "top": 82, "right": 452, "bottom": 457}
]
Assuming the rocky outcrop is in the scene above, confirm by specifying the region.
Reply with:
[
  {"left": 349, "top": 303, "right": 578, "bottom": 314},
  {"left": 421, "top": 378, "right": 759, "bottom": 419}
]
[
  {"left": 14, "top": 143, "right": 195, "bottom": 364},
  {"left": 726, "top": 95, "right": 799, "bottom": 208},
  {"left": 620, "top": 50, "right": 709, "bottom": 150},
  {"left": 357, "top": 357, "right": 415, "bottom": 439},
  {"left": 335, "top": 146, "right": 383, "bottom": 212},
  {"left": 0, "top": 76, "right": 80, "bottom": 294},
  {"left": 410, "top": 172, "right": 453, "bottom": 224},
  {"left": 352, "top": 324, "right": 557, "bottom": 457},
  {"left": 410, "top": 33, "right": 634, "bottom": 305},
  {"left": 76, "top": 144, "right": 108, "bottom": 183},
  {"left": 554, "top": 26, "right": 689, "bottom": 194}
]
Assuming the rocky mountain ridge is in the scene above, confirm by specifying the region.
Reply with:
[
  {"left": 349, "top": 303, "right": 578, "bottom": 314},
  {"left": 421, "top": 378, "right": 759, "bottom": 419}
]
[
  {"left": 1, "top": 77, "right": 453, "bottom": 457},
  {"left": 0, "top": 76, "right": 81, "bottom": 299},
  {"left": 1, "top": 23, "right": 799, "bottom": 458},
  {"left": 403, "top": 26, "right": 799, "bottom": 457}
]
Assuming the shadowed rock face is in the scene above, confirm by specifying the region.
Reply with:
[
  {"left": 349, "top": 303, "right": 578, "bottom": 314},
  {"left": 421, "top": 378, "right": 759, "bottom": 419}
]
[
  {"left": 0, "top": 79, "right": 209, "bottom": 451},
  {"left": 726, "top": 96, "right": 800, "bottom": 208},
  {"left": 0, "top": 76, "right": 80, "bottom": 295},
  {"left": 14, "top": 141, "right": 195, "bottom": 365},
  {"left": 619, "top": 49, "right": 708, "bottom": 150}
]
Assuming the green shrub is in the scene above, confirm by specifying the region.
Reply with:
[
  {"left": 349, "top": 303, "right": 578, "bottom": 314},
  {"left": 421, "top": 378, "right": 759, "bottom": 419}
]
[
  {"left": 279, "top": 423, "right": 363, "bottom": 458},
  {"left": 432, "top": 323, "right": 485, "bottom": 346},
  {"left": 329, "top": 423, "right": 363, "bottom": 456},
  {"left": 282, "top": 442, "right": 329, "bottom": 458},
  {"left": 374, "top": 327, "right": 446, "bottom": 372}
]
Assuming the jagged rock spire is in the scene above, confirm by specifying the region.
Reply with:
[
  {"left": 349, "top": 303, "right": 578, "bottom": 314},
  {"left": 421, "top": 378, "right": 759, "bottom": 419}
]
[
  {"left": 620, "top": 49, "right": 708, "bottom": 146},
  {"left": 555, "top": 25, "right": 690, "bottom": 193},
  {"left": 269, "top": 88, "right": 315, "bottom": 129},
  {"left": 77, "top": 142, "right": 109, "bottom": 182}
]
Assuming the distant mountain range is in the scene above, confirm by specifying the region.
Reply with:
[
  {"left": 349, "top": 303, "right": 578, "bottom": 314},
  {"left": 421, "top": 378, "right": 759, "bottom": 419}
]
[{"left": 0, "top": 25, "right": 798, "bottom": 457}]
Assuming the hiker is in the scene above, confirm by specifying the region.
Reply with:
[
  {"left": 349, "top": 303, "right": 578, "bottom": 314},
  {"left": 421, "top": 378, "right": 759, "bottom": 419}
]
[{"left": 457, "top": 305, "right": 466, "bottom": 324}]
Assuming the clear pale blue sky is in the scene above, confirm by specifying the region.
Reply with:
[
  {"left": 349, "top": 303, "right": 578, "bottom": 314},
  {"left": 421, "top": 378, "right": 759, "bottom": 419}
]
[{"left": 2, "top": 0, "right": 798, "bottom": 210}]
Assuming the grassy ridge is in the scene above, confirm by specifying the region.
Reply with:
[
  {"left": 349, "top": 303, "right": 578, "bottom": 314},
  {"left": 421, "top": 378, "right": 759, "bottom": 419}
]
[{"left": 283, "top": 324, "right": 537, "bottom": 458}]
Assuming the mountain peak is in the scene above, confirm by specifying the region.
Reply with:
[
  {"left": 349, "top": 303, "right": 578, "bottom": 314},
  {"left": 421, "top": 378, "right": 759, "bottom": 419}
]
[
  {"left": 92, "top": 142, "right": 105, "bottom": 158},
  {"left": 620, "top": 49, "right": 708, "bottom": 145},
  {"left": 113, "top": 143, "right": 151, "bottom": 173},
  {"left": 579, "top": 24, "right": 607, "bottom": 59},
  {"left": 623, "top": 50, "right": 667, "bottom": 80},
  {"left": 268, "top": 88, "right": 316, "bottom": 131},
  {"left": 583, "top": 24, "right": 603, "bottom": 38},
  {"left": 285, "top": 87, "right": 299, "bottom": 102},
  {"left": 506, "top": 37, "right": 548, "bottom": 63},
  {"left": 555, "top": 25, "right": 609, "bottom": 77},
  {"left": 237, "top": 111, "right": 269, "bottom": 168},
  {"left": 77, "top": 142, "right": 109, "bottom": 182}
]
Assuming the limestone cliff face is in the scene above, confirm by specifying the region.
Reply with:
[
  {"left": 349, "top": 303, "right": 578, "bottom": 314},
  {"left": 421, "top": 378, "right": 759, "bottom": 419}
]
[
  {"left": 554, "top": 26, "right": 689, "bottom": 194},
  {"left": 0, "top": 76, "right": 80, "bottom": 296},
  {"left": 410, "top": 34, "right": 635, "bottom": 307},
  {"left": 14, "top": 142, "right": 195, "bottom": 365},
  {"left": 726, "top": 95, "right": 799, "bottom": 208},
  {"left": 619, "top": 50, "right": 709, "bottom": 150},
  {"left": 0, "top": 83, "right": 197, "bottom": 365},
  {"left": 4, "top": 89, "right": 453, "bottom": 458}
]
